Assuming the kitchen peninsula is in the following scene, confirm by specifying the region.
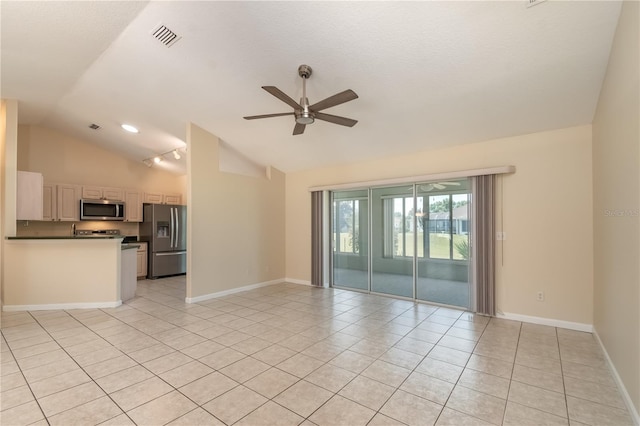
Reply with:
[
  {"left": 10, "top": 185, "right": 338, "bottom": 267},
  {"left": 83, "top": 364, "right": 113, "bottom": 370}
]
[{"left": 3, "top": 235, "right": 131, "bottom": 311}]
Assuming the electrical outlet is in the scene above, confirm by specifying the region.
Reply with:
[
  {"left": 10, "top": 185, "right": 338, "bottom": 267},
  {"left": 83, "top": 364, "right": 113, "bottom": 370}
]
[
  {"left": 496, "top": 231, "right": 507, "bottom": 241},
  {"left": 537, "top": 291, "right": 544, "bottom": 301}
]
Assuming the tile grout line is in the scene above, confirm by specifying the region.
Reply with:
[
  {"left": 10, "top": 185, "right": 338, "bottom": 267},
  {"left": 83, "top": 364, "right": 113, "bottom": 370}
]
[
  {"left": 24, "top": 310, "right": 139, "bottom": 425},
  {"left": 500, "top": 320, "right": 523, "bottom": 426},
  {"left": 211, "top": 297, "right": 415, "bottom": 425},
  {"left": 0, "top": 323, "right": 50, "bottom": 426},
  {"left": 433, "top": 312, "right": 495, "bottom": 425}
]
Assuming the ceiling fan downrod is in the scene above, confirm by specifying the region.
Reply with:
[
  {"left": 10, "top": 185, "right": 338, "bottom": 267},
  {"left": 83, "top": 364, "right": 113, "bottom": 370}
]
[{"left": 297, "top": 65, "right": 314, "bottom": 124}]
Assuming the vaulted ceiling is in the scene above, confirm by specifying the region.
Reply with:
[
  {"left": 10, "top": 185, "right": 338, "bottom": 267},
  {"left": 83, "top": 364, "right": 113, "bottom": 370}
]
[{"left": 1, "top": 1, "right": 623, "bottom": 175}]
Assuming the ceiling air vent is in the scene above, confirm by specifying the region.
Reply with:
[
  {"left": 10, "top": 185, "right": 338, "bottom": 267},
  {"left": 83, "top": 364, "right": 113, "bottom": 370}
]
[
  {"left": 88, "top": 123, "right": 101, "bottom": 130},
  {"left": 526, "top": 0, "right": 546, "bottom": 8},
  {"left": 151, "top": 23, "right": 181, "bottom": 47}
]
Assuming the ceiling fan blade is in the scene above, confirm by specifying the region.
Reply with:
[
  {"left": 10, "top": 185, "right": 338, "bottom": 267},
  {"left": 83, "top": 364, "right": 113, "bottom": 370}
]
[
  {"left": 441, "top": 182, "right": 462, "bottom": 186},
  {"left": 244, "top": 112, "right": 294, "bottom": 120},
  {"left": 293, "top": 123, "right": 306, "bottom": 135},
  {"left": 315, "top": 112, "right": 358, "bottom": 127},
  {"left": 262, "top": 86, "right": 302, "bottom": 110},
  {"left": 309, "top": 89, "right": 358, "bottom": 112},
  {"left": 433, "top": 184, "right": 446, "bottom": 190}
]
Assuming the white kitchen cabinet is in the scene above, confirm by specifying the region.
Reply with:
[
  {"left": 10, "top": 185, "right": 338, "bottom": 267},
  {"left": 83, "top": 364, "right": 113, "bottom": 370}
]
[
  {"left": 82, "top": 186, "right": 124, "bottom": 201},
  {"left": 143, "top": 192, "right": 182, "bottom": 205},
  {"left": 102, "top": 187, "right": 124, "bottom": 201},
  {"left": 81, "top": 186, "right": 102, "bottom": 200},
  {"left": 136, "top": 242, "right": 148, "bottom": 278},
  {"left": 17, "top": 171, "right": 44, "bottom": 220},
  {"left": 42, "top": 182, "right": 80, "bottom": 221},
  {"left": 56, "top": 184, "right": 81, "bottom": 221},
  {"left": 42, "top": 183, "right": 57, "bottom": 221},
  {"left": 121, "top": 247, "right": 138, "bottom": 301},
  {"left": 124, "top": 190, "right": 142, "bottom": 222},
  {"left": 163, "top": 193, "right": 182, "bottom": 205},
  {"left": 143, "top": 192, "right": 164, "bottom": 204}
]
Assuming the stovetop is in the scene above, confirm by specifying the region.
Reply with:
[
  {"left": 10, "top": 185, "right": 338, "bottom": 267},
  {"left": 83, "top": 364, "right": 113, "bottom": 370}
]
[
  {"left": 74, "top": 229, "right": 138, "bottom": 243},
  {"left": 75, "top": 229, "right": 121, "bottom": 236}
]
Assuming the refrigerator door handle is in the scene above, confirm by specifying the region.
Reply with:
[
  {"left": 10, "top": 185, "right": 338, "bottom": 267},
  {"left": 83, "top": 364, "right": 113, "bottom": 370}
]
[
  {"left": 171, "top": 207, "right": 175, "bottom": 248},
  {"left": 155, "top": 251, "right": 187, "bottom": 256},
  {"left": 173, "top": 207, "right": 177, "bottom": 248},
  {"left": 170, "top": 207, "right": 175, "bottom": 248},
  {"left": 174, "top": 207, "right": 179, "bottom": 249}
]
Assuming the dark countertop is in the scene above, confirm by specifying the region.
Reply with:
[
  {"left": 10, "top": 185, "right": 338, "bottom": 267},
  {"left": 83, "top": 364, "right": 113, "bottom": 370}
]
[
  {"left": 121, "top": 244, "right": 140, "bottom": 251},
  {"left": 6, "top": 236, "right": 123, "bottom": 240}
]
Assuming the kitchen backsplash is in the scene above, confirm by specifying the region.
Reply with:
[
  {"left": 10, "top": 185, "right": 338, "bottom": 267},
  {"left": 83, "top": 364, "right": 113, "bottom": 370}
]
[{"left": 16, "top": 220, "right": 140, "bottom": 237}]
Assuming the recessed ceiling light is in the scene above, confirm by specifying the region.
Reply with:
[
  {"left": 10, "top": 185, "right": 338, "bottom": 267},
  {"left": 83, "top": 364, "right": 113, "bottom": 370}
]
[{"left": 121, "top": 124, "right": 139, "bottom": 133}]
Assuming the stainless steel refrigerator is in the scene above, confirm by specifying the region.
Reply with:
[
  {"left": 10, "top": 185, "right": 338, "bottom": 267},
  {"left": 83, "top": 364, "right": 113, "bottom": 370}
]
[{"left": 140, "top": 203, "right": 187, "bottom": 279}]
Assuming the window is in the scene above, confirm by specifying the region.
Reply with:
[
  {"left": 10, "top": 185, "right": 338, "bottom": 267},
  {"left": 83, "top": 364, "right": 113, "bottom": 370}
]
[
  {"left": 382, "top": 196, "right": 416, "bottom": 257},
  {"left": 418, "top": 193, "right": 469, "bottom": 260},
  {"left": 333, "top": 199, "right": 361, "bottom": 254}
]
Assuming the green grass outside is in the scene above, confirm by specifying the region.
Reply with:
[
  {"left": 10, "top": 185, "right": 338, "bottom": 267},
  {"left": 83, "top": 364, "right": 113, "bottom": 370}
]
[
  {"left": 335, "top": 232, "right": 469, "bottom": 260},
  {"left": 398, "top": 233, "right": 468, "bottom": 260}
]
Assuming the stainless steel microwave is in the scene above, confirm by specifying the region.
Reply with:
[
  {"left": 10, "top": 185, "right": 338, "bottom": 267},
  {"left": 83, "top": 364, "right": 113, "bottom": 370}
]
[{"left": 80, "top": 199, "right": 125, "bottom": 221}]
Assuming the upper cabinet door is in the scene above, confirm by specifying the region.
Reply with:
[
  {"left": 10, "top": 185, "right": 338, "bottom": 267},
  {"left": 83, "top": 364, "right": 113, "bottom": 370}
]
[
  {"left": 125, "top": 190, "right": 143, "bottom": 222},
  {"left": 57, "top": 184, "right": 81, "bottom": 221},
  {"left": 102, "top": 187, "right": 124, "bottom": 201},
  {"left": 164, "top": 194, "right": 182, "bottom": 205},
  {"left": 42, "top": 183, "right": 57, "bottom": 221},
  {"left": 82, "top": 186, "right": 102, "bottom": 200},
  {"left": 143, "top": 192, "right": 182, "bottom": 205},
  {"left": 17, "top": 171, "right": 44, "bottom": 220},
  {"left": 82, "top": 186, "right": 124, "bottom": 201},
  {"left": 143, "top": 192, "right": 164, "bottom": 204}
]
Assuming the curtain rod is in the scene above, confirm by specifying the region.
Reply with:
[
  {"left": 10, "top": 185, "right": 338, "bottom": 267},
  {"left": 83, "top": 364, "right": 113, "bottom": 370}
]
[{"left": 308, "top": 165, "right": 515, "bottom": 192}]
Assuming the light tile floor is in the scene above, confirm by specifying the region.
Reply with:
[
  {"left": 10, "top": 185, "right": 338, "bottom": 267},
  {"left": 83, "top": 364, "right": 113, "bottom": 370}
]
[{"left": 0, "top": 276, "right": 635, "bottom": 426}]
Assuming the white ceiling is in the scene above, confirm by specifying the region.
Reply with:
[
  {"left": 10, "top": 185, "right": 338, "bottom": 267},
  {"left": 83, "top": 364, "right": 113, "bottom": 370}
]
[{"left": 1, "top": 1, "right": 622, "bottom": 175}]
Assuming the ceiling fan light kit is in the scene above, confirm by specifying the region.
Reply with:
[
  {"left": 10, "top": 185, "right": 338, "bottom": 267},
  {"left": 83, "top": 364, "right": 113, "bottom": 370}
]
[{"left": 244, "top": 64, "right": 358, "bottom": 135}]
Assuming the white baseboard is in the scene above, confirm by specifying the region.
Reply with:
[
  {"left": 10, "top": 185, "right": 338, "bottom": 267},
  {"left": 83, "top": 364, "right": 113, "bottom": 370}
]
[
  {"left": 185, "top": 279, "right": 284, "bottom": 303},
  {"left": 2, "top": 300, "right": 122, "bottom": 312},
  {"left": 497, "top": 311, "right": 593, "bottom": 332},
  {"left": 284, "top": 278, "right": 313, "bottom": 286},
  {"left": 593, "top": 329, "right": 640, "bottom": 426}
]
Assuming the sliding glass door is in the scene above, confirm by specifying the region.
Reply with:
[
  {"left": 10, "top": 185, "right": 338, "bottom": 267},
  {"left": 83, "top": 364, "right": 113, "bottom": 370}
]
[
  {"left": 416, "top": 180, "right": 471, "bottom": 308},
  {"left": 371, "top": 185, "right": 414, "bottom": 298},
  {"left": 331, "top": 179, "right": 471, "bottom": 309},
  {"left": 332, "top": 190, "right": 368, "bottom": 291}
]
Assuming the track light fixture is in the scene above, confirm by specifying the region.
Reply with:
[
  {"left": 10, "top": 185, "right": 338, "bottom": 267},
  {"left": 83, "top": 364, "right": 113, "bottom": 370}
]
[{"left": 142, "top": 147, "right": 185, "bottom": 167}]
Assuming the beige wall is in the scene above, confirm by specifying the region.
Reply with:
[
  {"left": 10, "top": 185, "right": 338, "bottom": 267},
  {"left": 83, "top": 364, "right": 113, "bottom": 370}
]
[
  {"left": 286, "top": 125, "right": 594, "bottom": 325},
  {"left": 187, "top": 123, "right": 285, "bottom": 299},
  {"left": 2, "top": 102, "right": 19, "bottom": 238},
  {"left": 593, "top": 1, "right": 639, "bottom": 415},
  {"left": 3, "top": 239, "right": 121, "bottom": 307},
  {"left": 17, "top": 124, "right": 186, "bottom": 196},
  {"left": 1, "top": 100, "right": 19, "bottom": 305},
  {"left": 1, "top": 101, "right": 6, "bottom": 305}
]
